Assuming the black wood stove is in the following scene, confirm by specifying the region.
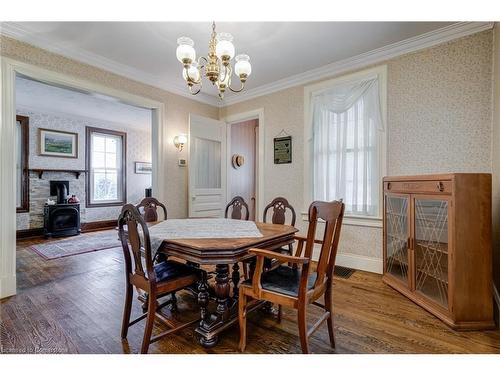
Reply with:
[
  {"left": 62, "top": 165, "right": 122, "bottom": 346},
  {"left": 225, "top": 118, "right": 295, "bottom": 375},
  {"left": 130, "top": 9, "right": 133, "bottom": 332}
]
[{"left": 44, "top": 181, "right": 81, "bottom": 238}]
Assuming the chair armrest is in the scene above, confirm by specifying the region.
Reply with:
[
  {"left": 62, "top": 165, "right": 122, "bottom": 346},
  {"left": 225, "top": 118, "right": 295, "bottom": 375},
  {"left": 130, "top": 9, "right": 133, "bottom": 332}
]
[{"left": 249, "top": 248, "right": 309, "bottom": 265}]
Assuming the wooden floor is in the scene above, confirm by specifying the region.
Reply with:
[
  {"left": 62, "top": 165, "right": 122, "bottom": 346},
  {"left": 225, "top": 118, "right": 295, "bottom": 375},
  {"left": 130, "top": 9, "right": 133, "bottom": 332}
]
[{"left": 1, "top": 231, "right": 500, "bottom": 354}]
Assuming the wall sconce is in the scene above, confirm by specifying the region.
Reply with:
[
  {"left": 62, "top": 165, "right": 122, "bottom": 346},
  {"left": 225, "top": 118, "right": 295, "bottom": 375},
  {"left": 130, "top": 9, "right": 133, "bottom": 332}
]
[{"left": 173, "top": 134, "right": 187, "bottom": 152}]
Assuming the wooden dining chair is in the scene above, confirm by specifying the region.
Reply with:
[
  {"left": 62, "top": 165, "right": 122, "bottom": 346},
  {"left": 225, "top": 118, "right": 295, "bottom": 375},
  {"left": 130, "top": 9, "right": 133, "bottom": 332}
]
[
  {"left": 238, "top": 200, "right": 345, "bottom": 354},
  {"left": 263, "top": 197, "right": 296, "bottom": 256},
  {"left": 225, "top": 196, "right": 250, "bottom": 220},
  {"left": 242, "top": 197, "right": 297, "bottom": 278},
  {"left": 118, "top": 204, "right": 204, "bottom": 354},
  {"left": 136, "top": 197, "right": 168, "bottom": 222}
]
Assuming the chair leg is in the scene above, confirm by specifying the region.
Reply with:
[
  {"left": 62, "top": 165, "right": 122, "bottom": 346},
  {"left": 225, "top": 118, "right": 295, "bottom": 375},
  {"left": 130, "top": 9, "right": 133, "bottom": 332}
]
[
  {"left": 140, "top": 292, "right": 157, "bottom": 354},
  {"left": 238, "top": 291, "right": 247, "bottom": 352},
  {"left": 170, "top": 292, "right": 178, "bottom": 312},
  {"left": 297, "top": 303, "right": 309, "bottom": 354},
  {"left": 121, "top": 282, "right": 133, "bottom": 339},
  {"left": 325, "top": 286, "right": 335, "bottom": 349},
  {"left": 277, "top": 304, "right": 282, "bottom": 322}
]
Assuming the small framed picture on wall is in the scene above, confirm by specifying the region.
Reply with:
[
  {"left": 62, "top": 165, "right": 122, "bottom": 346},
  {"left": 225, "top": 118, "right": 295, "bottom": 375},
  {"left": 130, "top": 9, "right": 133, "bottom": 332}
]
[
  {"left": 274, "top": 136, "right": 292, "bottom": 164},
  {"left": 135, "top": 161, "right": 152, "bottom": 174},
  {"left": 39, "top": 128, "right": 78, "bottom": 158}
]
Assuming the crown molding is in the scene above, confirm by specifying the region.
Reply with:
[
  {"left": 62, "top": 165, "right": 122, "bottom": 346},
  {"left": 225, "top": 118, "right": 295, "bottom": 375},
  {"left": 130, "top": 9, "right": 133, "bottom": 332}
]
[
  {"left": 0, "top": 22, "right": 220, "bottom": 107},
  {"left": 1, "top": 22, "right": 493, "bottom": 109},
  {"left": 221, "top": 22, "right": 494, "bottom": 106}
]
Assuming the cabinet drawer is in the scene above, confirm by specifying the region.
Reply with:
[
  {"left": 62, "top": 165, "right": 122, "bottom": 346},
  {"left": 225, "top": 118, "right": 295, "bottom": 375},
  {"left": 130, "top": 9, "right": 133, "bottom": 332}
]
[{"left": 384, "top": 180, "right": 452, "bottom": 194}]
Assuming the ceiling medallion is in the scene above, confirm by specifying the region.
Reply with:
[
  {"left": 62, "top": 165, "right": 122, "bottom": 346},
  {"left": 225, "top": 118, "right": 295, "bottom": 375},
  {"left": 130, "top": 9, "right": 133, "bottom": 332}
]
[{"left": 176, "top": 22, "right": 252, "bottom": 100}]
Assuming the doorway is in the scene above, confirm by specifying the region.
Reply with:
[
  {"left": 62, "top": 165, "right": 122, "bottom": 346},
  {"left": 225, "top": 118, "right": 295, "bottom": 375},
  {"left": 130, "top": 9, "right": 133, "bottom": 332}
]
[
  {"left": 228, "top": 119, "right": 258, "bottom": 220},
  {"left": 0, "top": 58, "right": 165, "bottom": 299}
]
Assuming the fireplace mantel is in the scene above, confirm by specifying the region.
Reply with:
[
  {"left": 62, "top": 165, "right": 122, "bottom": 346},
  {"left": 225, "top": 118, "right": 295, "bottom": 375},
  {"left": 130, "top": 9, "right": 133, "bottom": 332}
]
[{"left": 29, "top": 169, "right": 88, "bottom": 179}]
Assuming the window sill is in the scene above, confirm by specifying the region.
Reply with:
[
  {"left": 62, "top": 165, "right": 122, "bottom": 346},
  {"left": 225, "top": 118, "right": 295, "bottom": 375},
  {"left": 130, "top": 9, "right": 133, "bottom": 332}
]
[
  {"left": 301, "top": 212, "right": 382, "bottom": 228},
  {"left": 87, "top": 201, "right": 125, "bottom": 208}
]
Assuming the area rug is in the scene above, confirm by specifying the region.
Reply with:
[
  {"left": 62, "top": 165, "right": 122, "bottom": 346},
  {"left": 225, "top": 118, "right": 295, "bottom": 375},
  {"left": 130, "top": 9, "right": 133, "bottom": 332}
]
[{"left": 31, "top": 230, "right": 121, "bottom": 260}]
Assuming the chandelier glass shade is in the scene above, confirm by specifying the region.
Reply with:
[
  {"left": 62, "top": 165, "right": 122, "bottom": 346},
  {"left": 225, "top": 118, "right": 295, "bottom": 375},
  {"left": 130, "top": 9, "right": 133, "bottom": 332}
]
[{"left": 176, "top": 22, "right": 252, "bottom": 99}]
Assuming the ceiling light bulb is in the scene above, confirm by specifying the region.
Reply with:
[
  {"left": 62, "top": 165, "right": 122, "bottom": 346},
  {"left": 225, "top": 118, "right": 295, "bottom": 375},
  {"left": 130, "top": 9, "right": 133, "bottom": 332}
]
[
  {"left": 182, "top": 62, "right": 200, "bottom": 82},
  {"left": 235, "top": 54, "right": 252, "bottom": 78},
  {"left": 176, "top": 37, "right": 196, "bottom": 65},
  {"left": 216, "top": 33, "right": 235, "bottom": 61}
]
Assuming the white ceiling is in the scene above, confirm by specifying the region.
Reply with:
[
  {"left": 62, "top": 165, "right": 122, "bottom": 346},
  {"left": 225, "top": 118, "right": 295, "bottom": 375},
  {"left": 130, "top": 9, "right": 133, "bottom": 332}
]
[
  {"left": 16, "top": 75, "right": 152, "bottom": 130},
  {"left": 2, "top": 22, "right": 466, "bottom": 104}
]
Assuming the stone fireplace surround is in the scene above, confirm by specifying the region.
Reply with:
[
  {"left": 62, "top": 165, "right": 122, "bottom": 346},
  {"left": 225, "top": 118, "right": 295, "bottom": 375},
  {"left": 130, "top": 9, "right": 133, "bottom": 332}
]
[{"left": 16, "top": 170, "right": 124, "bottom": 230}]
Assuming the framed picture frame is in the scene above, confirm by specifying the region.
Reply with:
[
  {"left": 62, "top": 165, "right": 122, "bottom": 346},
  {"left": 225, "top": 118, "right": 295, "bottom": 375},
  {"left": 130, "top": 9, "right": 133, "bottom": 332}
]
[
  {"left": 39, "top": 128, "right": 78, "bottom": 158},
  {"left": 274, "top": 136, "right": 292, "bottom": 164},
  {"left": 135, "top": 161, "right": 152, "bottom": 174}
]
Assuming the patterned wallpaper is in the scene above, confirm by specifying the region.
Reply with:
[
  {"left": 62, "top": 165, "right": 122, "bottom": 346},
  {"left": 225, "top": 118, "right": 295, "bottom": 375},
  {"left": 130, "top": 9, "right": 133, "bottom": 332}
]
[
  {"left": 221, "top": 30, "right": 494, "bottom": 261},
  {"left": 1, "top": 35, "right": 219, "bottom": 219},
  {"left": 16, "top": 108, "right": 152, "bottom": 229}
]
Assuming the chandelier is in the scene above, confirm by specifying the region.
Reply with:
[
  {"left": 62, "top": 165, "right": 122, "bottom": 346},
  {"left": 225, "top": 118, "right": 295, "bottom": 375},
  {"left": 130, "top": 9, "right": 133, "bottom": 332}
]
[{"left": 176, "top": 22, "right": 252, "bottom": 99}]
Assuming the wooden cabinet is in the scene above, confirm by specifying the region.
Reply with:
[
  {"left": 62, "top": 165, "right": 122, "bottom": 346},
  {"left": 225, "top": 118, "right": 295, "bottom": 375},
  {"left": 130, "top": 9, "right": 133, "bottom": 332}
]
[{"left": 383, "top": 174, "right": 494, "bottom": 330}]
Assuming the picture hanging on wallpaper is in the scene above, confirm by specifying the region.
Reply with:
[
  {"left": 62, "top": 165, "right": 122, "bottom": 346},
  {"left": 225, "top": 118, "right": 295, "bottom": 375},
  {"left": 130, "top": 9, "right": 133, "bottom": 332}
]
[
  {"left": 135, "top": 161, "right": 152, "bottom": 174},
  {"left": 39, "top": 128, "right": 78, "bottom": 158}
]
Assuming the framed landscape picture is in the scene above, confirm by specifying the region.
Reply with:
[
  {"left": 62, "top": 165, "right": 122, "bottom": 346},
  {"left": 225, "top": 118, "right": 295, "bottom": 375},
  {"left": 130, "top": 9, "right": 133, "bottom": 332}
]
[
  {"left": 135, "top": 161, "right": 152, "bottom": 174},
  {"left": 39, "top": 128, "right": 78, "bottom": 158}
]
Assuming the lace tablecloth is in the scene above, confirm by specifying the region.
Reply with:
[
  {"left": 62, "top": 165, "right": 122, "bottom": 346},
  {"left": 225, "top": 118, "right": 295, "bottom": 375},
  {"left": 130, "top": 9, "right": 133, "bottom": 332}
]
[{"left": 147, "top": 218, "right": 263, "bottom": 252}]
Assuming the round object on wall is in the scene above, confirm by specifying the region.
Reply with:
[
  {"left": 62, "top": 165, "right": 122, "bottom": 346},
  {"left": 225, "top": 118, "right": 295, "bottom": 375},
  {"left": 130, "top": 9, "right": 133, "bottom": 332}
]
[{"left": 232, "top": 154, "right": 245, "bottom": 169}]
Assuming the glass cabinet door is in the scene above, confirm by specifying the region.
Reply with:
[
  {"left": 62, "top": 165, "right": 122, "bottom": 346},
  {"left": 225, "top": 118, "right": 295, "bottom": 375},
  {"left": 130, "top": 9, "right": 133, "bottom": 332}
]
[
  {"left": 414, "top": 198, "right": 449, "bottom": 308},
  {"left": 385, "top": 195, "right": 410, "bottom": 286}
]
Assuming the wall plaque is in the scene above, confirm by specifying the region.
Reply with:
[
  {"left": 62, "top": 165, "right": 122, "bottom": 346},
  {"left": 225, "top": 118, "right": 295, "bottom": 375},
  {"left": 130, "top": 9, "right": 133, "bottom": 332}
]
[{"left": 274, "top": 136, "right": 292, "bottom": 164}]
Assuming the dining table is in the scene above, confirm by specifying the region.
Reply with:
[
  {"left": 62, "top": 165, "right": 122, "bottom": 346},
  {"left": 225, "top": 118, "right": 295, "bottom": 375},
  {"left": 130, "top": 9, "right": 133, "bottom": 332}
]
[{"left": 146, "top": 218, "right": 298, "bottom": 348}]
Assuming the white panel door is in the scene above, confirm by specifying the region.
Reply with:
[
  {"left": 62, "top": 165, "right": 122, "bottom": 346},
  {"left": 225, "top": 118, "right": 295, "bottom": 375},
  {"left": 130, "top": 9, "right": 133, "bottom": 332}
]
[{"left": 188, "top": 114, "right": 227, "bottom": 218}]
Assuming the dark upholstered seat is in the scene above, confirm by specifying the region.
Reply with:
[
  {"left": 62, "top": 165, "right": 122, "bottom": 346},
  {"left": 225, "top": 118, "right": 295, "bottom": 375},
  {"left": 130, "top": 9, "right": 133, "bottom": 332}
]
[
  {"left": 153, "top": 260, "right": 200, "bottom": 283},
  {"left": 242, "top": 265, "right": 317, "bottom": 297}
]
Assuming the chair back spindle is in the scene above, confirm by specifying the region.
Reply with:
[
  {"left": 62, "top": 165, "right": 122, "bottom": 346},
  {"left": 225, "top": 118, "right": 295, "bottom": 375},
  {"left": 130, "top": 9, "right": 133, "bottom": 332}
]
[
  {"left": 262, "top": 197, "right": 296, "bottom": 226},
  {"left": 225, "top": 196, "right": 250, "bottom": 220},
  {"left": 136, "top": 197, "right": 168, "bottom": 222}
]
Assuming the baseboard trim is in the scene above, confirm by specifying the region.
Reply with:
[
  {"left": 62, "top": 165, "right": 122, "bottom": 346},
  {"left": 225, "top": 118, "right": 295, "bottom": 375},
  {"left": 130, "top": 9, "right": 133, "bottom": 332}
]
[
  {"left": 16, "top": 219, "right": 117, "bottom": 239},
  {"left": 336, "top": 252, "right": 383, "bottom": 274},
  {"left": 16, "top": 227, "right": 44, "bottom": 239},
  {"left": 81, "top": 220, "right": 117, "bottom": 233},
  {"left": 0, "top": 275, "right": 17, "bottom": 299}
]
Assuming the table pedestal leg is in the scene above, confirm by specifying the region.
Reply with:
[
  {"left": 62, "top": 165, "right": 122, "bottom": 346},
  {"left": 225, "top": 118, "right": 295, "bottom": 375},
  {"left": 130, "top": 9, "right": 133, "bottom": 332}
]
[{"left": 196, "top": 264, "right": 231, "bottom": 348}]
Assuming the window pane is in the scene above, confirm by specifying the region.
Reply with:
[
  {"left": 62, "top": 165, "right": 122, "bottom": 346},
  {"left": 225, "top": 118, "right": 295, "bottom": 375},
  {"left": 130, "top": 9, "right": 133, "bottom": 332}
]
[
  {"left": 194, "top": 137, "right": 221, "bottom": 189},
  {"left": 92, "top": 151, "right": 105, "bottom": 168},
  {"left": 105, "top": 152, "right": 117, "bottom": 168},
  {"left": 93, "top": 135, "right": 105, "bottom": 152},
  {"left": 93, "top": 171, "right": 107, "bottom": 201},
  {"left": 106, "top": 137, "right": 117, "bottom": 153}
]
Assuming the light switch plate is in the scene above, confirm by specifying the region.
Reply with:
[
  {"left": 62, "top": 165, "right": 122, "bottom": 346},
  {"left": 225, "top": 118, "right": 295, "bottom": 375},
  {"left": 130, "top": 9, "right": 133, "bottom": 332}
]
[{"left": 178, "top": 158, "right": 187, "bottom": 167}]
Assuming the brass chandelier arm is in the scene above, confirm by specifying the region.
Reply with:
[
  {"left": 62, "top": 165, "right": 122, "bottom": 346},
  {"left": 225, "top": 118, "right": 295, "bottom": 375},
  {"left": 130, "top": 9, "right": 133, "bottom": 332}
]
[
  {"left": 228, "top": 79, "right": 246, "bottom": 93},
  {"left": 197, "top": 56, "right": 208, "bottom": 69},
  {"left": 183, "top": 65, "right": 202, "bottom": 85},
  {"left": 188, "top": 82, "right": 202, "bottom": 95}
]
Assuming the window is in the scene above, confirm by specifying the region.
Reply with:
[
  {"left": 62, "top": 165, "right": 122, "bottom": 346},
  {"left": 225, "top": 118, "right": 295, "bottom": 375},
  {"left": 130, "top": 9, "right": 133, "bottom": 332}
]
[
  {"left": 16, "top": 115, "right": 29, "bottom": 213},
  {"left": 305, "top": 66, "right": 386, "bottom": 223},
  {"left": 86, "top": 127, "right": 126, "bottom": 207}
]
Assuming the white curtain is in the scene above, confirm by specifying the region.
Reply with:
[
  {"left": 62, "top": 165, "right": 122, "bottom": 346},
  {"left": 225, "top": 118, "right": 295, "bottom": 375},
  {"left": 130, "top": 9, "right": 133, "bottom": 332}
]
[{"left": 312, "top": 76, "right": 383, "bottom": 217}]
